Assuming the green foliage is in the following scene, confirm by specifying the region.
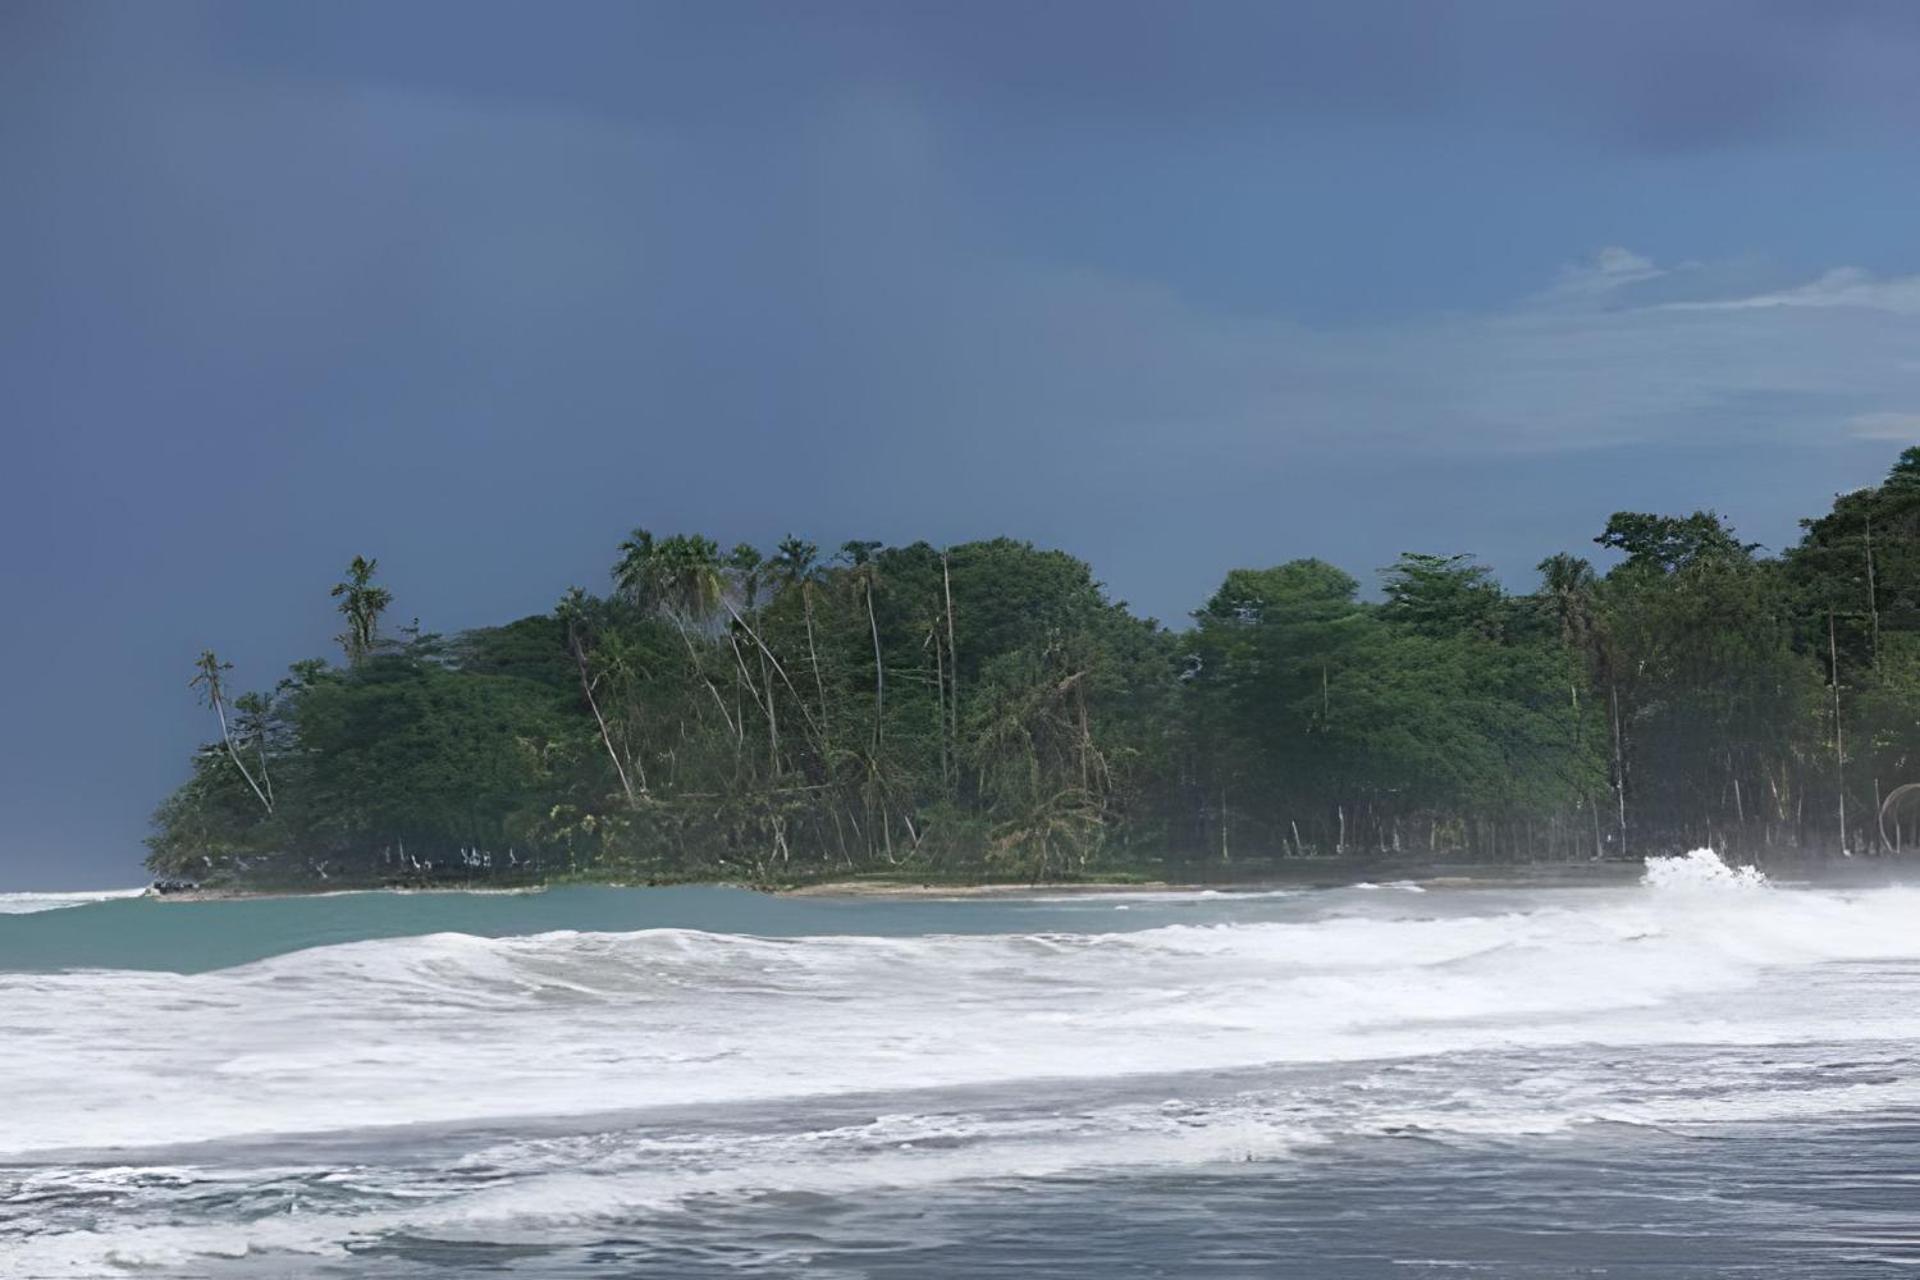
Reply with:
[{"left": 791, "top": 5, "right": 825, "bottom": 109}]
[
  {"left": 1597, "top": 511, "right": 1756, "bottom": 575},
  {"left": 330, "top": 555, "right": 393, "bottom": 665},
  {"left": 1379, "top": 553, "right": 1505, "bottom": 638},
  {"left": 1189, "top": 555, "right": 1601, "bottom": 859},
  {"left": 149, "top": 450, "right": 1920, "bottom": 885}
]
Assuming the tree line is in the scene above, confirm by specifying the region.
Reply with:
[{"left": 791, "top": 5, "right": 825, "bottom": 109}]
[{"left": 146, "top": 447, "right": 1920, "bottom": 886}]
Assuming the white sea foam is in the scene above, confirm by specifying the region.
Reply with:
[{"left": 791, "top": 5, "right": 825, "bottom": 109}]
[
  {"left": 6, "top": 852, "right": 1920, "bottom": 1274},
  {"left": 2, "top": 852, "right": 1916, "bottom": 1158},
  {"left": 1022, "top": 887, "right": 1298, "bottom": 904},
  {"left": 0, "top": 887, "right": 146, "bottom": 914},
  {"left": 1641, "top": 847, "right": 1770, "bottom": 891}
]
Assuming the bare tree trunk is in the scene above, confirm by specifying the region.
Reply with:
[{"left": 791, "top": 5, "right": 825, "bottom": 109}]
[
  {"left": 866, "top": 579, "right": 884, "bottom": 750},
  {"left": 759, "top": 644, "right": 780, "bottom": 774},
  {"left": 725, "top": 629, "right": 761, "bottom": 750},
  {"left": 720, "top": 598, "right": 823, "bottom": 757},
  {"left": 211, "top": 693, "right": 273, "bottom": 815},
  {"left": 672, "top": 611, "right": 738, "bottom": 739},
  {"left": 943, "top": 552, "right": 959, "bottom": 771},
  {"left": 579, "top": 666, "right": 639, "bottom": 807},
  {"left": 1609, "top": 675, "right": 1627, "bottom": 856},
  {"left": 1220, "top": 787, "right": 1229, "bottom": 863},
  {"left": 254, "top": 724, "right": 274, "bottom": 809},
  {"left": 803, "top": 587, "right": 830, "bottom": 758},
  {"left": 934, "top": 630, "right": 949, "bottom": 787},
  {"left": 1831, "top": 609, "right": 1847, "bottom": 853},
  {"left": 1866, "top": 512, "right": 1881, "bottom": 671}
]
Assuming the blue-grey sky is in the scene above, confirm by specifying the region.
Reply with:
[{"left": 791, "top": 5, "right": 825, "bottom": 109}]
[{"left": 4, "top": 1, "right": 1919, "bottom": 888}]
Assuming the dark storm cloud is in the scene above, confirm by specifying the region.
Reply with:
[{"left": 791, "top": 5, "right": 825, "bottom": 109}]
[
  {"left": 198, "top": 1, "right": 1920, "bottom": 146},
  {"left": 3, "top": 1, "right": 1919, "bottom": 885}
]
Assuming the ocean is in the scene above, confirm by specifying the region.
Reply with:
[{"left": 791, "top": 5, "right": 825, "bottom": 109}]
[{"left": 3, "top": 851, "right": 1917, "bottom": 1277}]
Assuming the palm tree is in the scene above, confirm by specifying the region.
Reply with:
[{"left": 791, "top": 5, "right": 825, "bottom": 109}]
[
  {"left": 653, "top": 534, "right": 724, "bottom": 622},
  {"left": 771, "top": 536, "right": 818, "bottom": 593},
  {"left": 330, "top": 555, "right": 393, "bottom": 665},
  {"left": 190, "top": 650, "right": 273, "bottom": 813},
  {"left": 1538, "top": 553, "right": 1598, "bottom": 656},
  {"left": 616, "top": 531, "right": 735, "bottom": 736},
  {"left": 613, "top": 528, "right": 658, "bottom": 607}
]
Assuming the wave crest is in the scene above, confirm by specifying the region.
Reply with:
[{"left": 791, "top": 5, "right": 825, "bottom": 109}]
[{"left": 1642, "top": 848, "right": 1769, "bottom": 891}]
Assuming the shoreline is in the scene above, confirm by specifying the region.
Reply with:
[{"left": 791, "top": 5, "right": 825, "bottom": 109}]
[
  {"left": 141, "top": 879, "right": 1204, "bottom": 903},
  {"left": 130, "top": 859, "right": 1658, "bottom": 904},
  {"left": 778, "top": 879, "right": 1191, "bottom": 898},
  {"left": 144, "top": 884, "right": 556, "bottom": 904},
  {"left": 47, "top": 852, "right": 1920, "bottom": 906}
]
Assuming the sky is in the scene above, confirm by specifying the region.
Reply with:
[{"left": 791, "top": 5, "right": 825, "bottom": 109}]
[{"left": 4, "top": 1, "right": 1920, "bottom": 888}]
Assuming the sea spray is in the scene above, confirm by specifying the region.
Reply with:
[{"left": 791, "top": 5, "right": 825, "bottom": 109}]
[
  {"left": 0, "top": 888, "right": 147, "bottom": 915},
  {"left": 1641, "top": 847, "right": 1770, "bottom": 891},
  {"left": 6, "top": 874, "right": 1920, "bottom": 1160},
  {"left": 8, "top": 874, "right": 1920, "bottom": 1276}
]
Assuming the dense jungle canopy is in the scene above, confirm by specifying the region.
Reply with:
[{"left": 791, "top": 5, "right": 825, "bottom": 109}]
[{"left": 148, "top": 448, "right": 1920, "bottom": 886}]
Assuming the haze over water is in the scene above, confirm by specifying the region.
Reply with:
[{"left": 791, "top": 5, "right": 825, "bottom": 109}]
[{"left": 4, "top": 853, "right": 1919, "bottom": 1277}]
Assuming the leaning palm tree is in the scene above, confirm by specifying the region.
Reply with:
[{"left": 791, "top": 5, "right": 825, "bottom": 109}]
[
  {"left": 230, "top": 690, "right": 277, "bottom": 809},
  {"left": 618, "top": 532, "right": 736, "bottom": 736},
  {"left": 189, "top": 650, "right": 273, "bottom": 814},
  {"left": 557, "top": 587, "right": 643, "bottom": 809},
  {"left": 330, "top": 555, "right": 393, "bottom": 665}
]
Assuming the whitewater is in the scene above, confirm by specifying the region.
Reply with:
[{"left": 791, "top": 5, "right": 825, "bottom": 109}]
[
  {"left": 0, "top": 888, "right": 147, "bottom": 916},
  {"left": 3, "top": 852, "right": 1918, "bottom": 1277}
]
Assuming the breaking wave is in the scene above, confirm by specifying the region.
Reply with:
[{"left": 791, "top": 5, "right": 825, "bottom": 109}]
[
  {"left": 0, "top": 887, "right": 147, "bottom": 915},
  {"left": 1641, "top": 846, "right": 1771, "bottom": 891},
  {"left": 5, "top": 855, "right": 1920, "bottom": 1274}
]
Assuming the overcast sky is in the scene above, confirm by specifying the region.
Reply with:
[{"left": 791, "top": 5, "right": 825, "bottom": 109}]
[{"left": 5, "top": 1, "right": 1919, "bottom": 887}]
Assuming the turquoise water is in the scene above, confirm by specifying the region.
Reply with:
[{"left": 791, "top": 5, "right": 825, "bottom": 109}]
[
  {"left": 0, "top": 885, "right": 886, "bottom": 973},
  {"left": 5, "top": 859, "right": 1920, "bottom": 1276},
  {"left": 0, "top": 882, "right": 1382, "bottom": 972}
]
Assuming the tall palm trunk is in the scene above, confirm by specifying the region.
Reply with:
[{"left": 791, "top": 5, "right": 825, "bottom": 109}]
[
  {"left": 213, "top": 693, "right": 273, "bottom": 814},
  {"left": 1609, "top": 674, "right": 1627, "bottom": 855},
  {"left": 671, "top": 610, "right": 738, "bottom": 738},
  {"left": 574, "top": 654, "right": 639, "bottom": 808},
  {"left": 1831, "top": 608, "right": 1847, "bottom": 852},
  {"left": 720, "top": 598, "right": 823, "bottom": 753},
  {"left": 943, "top": 552, "right": 959, "bottom": 785},
  {"left": 933, "top": 627, "right": 949, "bottom": 786},
  {"left": 865, "top": 578, "right": 884, "bottom": 750},
  {"left": 804, "top": 586, "right": 830, "bottom": 755},
  {"left": 256, "top": 734, "right": 274, "bottom": 808},
  {"left": 758, "top": 644, "right": 780, "bottom": 773}
]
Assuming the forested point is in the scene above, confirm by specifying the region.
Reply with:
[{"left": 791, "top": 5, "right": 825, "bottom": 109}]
[{"left": 148, "top": 448, "right": 1920, "bottom": 889}]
